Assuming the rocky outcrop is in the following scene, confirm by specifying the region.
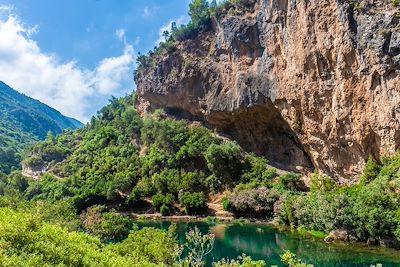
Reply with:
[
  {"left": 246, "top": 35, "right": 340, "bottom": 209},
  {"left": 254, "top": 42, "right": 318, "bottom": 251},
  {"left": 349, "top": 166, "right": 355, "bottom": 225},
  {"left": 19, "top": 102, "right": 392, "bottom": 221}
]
[
  {"left": 324, "top": 229, "right": 353, "bottom": 243},
  {"left": 22, "top": 164, "right": 47, "bottom": 180},
  {"left": 135, "top": 0, "right": 400, "bottom": 181}
]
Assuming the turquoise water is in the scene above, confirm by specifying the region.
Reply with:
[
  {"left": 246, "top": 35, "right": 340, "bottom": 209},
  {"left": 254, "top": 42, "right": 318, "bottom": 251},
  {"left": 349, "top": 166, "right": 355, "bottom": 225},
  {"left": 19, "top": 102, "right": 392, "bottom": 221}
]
[{"left": 135, "top": 220, "right": 400, "bottom": 267}]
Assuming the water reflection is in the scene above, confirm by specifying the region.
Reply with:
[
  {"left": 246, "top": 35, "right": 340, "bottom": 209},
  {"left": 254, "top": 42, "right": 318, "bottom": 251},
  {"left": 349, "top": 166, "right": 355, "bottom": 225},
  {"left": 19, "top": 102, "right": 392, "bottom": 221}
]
[{"left": 135, "top": 221, "right": 400, "bottom": 267}]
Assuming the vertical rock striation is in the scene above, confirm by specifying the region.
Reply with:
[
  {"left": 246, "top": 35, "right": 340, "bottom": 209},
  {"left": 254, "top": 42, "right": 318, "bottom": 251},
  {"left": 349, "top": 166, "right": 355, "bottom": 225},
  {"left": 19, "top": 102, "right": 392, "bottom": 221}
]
[{"left": 135, "top": 0, "right": 400, "bottom": 182}]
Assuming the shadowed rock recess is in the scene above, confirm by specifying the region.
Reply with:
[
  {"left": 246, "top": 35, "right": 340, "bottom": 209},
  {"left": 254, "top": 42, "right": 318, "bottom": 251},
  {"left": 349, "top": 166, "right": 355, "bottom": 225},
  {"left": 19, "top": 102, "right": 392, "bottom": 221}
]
[{"left": 135, "top": 0, "right": 400, "bottom": 182}]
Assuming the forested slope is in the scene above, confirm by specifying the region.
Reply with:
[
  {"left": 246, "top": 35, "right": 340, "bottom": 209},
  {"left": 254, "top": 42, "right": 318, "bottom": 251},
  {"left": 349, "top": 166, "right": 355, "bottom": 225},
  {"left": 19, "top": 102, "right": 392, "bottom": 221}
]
[{"left": 0, "top": 81, "right": 83, "bottom": 173}]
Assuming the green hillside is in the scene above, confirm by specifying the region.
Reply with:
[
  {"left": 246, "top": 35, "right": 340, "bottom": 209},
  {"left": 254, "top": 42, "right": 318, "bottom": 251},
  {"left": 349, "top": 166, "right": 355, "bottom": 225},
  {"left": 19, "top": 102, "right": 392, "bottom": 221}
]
[
  {"left": 19, "top": 93, "right": 400, "bottom": 249},
  {"left": 0, "top": 81, "right": 83, "bottom": 173}
]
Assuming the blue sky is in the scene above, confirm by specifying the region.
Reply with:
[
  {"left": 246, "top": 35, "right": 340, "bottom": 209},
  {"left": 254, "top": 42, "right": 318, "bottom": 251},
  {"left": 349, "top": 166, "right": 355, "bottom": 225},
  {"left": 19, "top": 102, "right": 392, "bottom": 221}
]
[{"left": 0, "top": 0, "right": 192, "bottom": 122}]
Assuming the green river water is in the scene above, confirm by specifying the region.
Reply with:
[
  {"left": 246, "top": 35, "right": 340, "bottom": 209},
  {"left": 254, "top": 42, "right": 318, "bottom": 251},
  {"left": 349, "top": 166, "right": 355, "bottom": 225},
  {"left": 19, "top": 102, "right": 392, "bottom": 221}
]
[{"left": 136, "top": 220, "right": 400, "bottom": 267}]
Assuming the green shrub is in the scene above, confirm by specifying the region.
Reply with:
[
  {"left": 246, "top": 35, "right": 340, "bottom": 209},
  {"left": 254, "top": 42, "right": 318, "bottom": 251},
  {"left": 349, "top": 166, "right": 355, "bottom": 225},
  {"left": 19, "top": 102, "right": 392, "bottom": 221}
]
[
  {"left": 152, "top": 193, "right": 174, "bottom": 212},
  {"left": 179, "top": 192, "right": 207, "bottom": 214},
  {"left": 229, "top": 187, "right": 280, "bottom": 218},
  {"left": 160, "top": 204, "right": 170, "bottom": 216},
  {"left": 281, "top": 251, "right": 313, "bottom": 267},
  {"left": 222, "top": 196, "right": 232, "bottom": 211},
  {"left": 214, "top": 255, "right": 267, "bottom": 267},
  {"left": 152, "top": 193, "right": 166, "bottom": 210},
  {"left": 241, "top": 155, "right": 276, "bottom": 187},
  {"left": 310, "top": 171, "right": 336, "bottom": 192},
  {"left": 276, "top": 193, "right": 297, "bottom": 227},
  {"left": 351, "top": 177, "right": 398, "bottom": 241},
  {"left": 278, "top": 173, "right": 302, "bottom": 191},
  {"left": 360, "top": 156, "right": 381, "bottom": 184},
  {"left": 80, "top": 205, "right": 130, "bottom": 242},
  {"left": 292, "top": 193, "right": 337, "bottom": 233},
  {"left": 126, "top": 187, "right": 141, "bottom": 207},
  {"left": 205, "top": 142, "right": 243, "bottom": 188}
]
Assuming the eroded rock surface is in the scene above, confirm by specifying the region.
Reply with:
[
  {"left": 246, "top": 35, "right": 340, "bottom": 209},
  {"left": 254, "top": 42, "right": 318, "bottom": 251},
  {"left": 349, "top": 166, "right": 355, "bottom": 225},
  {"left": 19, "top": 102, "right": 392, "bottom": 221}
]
[{"left": 135, "top": 0, "right": 400, "bottom": 181}]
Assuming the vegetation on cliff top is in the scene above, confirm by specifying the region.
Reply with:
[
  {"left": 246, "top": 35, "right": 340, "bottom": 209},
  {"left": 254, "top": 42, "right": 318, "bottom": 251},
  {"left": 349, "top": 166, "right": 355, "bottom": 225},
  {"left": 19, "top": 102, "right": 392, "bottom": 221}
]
[{"left": 136, "top": 0, "right": 253, "bottom": 73}]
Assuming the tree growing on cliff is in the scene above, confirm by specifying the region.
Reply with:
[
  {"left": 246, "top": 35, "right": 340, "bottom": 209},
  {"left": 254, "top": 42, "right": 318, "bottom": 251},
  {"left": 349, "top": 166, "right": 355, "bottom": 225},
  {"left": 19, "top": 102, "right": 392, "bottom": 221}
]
[
  {"left": 189, "top": 0, "right": 211, "bottom": 30},
  {"left": 360, "top": 155, "right": 381, "bottom": 184}
]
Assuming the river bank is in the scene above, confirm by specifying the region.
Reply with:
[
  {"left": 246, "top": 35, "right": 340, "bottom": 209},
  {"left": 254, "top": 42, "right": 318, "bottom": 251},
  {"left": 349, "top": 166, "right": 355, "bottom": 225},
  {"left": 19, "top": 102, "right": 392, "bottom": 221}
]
[{"left": 133, "top": 220, "right": 400, "bottom": 267}]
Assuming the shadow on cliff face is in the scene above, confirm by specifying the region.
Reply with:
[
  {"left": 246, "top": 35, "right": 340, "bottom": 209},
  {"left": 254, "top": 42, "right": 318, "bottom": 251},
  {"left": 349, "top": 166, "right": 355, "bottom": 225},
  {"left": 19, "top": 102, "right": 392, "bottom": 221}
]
[
  {"left": 165, "top": 104, "right": 314, "bottom": 173},
  {"left": 213, "top": 105, "right": 314, "bottom": 172}
]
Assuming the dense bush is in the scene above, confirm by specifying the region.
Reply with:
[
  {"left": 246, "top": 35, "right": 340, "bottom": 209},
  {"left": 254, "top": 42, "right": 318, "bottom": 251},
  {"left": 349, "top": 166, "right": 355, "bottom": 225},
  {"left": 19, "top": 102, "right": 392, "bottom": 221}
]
[
  {"left": 152, "top": 193, "right": 174, "bottom": 213},
  {"left": 0, "top": 147, "right": 21, "bottom": 174},
  {"left": 0, "top": 208, "right": 179, "bottom": 267},
  {"left": 228, "top": 187, "right": 280, "bottom": 218},
  {"left": 205, "top": 142, "right": 243, "bottom": 189},
  {"left": 80, "top": 205, "right": 131, "bottom": 242},
  {"left": 360, "top": 156, "right": 381, "bottom": 184},
  {"left": 241, "top": 155, "right": 277, "bottom": 185},
  {"left": 278, "top": 173, "right": 303, "bottom": 191},
  {"left": 214, "top": 256, "right": 267, "bottom": 267},
  {"left": 179, "top": 191, "right": 207, "bottom": 214}
]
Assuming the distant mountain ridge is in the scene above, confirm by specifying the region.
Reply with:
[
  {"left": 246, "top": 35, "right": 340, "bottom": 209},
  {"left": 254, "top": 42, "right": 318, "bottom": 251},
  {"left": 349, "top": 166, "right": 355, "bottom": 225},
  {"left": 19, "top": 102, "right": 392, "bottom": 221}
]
[
  {"left": 0, "top": 81, "right": 83, "bottom": 173},
  {"left": 0, "top": 81, "right": 82, "bottom": 139}
]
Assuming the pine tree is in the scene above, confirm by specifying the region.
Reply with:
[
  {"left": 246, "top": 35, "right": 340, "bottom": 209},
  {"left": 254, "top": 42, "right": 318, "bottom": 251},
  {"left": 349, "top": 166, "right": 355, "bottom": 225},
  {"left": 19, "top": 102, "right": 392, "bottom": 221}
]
[{"left": 188, "top": 0, "right": 210, "bottom": 29}]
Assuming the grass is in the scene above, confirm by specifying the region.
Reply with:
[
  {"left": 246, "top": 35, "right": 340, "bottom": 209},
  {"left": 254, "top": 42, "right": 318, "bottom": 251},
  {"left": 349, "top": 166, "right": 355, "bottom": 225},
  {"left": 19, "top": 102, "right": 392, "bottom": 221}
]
[{"left": 297, "top": 226, "right": 327, "bottom": 239}]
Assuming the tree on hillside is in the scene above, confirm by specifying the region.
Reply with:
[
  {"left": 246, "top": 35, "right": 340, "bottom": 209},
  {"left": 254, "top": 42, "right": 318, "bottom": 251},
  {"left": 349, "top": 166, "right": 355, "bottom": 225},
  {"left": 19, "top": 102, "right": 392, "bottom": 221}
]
[{"left": 189, "top": 0, "right": 211, "bottom": 29}]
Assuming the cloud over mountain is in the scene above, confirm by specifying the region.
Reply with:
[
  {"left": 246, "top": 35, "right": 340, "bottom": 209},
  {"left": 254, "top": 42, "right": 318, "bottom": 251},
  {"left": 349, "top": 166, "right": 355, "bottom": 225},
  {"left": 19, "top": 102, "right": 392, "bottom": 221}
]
[{"left": 0, "top": 7, "right": 135, "bottom": 122}]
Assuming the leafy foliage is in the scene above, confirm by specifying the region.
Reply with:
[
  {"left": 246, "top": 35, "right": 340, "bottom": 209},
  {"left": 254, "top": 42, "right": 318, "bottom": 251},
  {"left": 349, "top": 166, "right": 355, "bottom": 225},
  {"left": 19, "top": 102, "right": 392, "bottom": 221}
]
[
  {"left": 0, "top": 207, "right": 179, "bottom": 267},
  {"left": 179, "top": 192, "right": 207, "bottom": 214},
  {"left": 80, "top": 205, "right": 131, "bottom": 242},
  {"left": 360, "top": 156, "right": 381, "bottom": 184},
  {"left": 228, "top": 187, "right": 280, "bottom": 218},
  {"left": 281, "top": 251, "right": 313, "bottom": 267},
  {"left": 180, "top": 227, "right": 214, "bottom": 267},
  {"left": 214, "top": 255, "right": 267, "bottom": 267}
]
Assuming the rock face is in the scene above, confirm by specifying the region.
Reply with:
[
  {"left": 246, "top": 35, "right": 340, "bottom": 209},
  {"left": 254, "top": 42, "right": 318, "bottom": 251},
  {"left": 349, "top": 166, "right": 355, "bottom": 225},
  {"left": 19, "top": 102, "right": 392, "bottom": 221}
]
[
  {"left": 135, "top": 0, "right": 400, "bottom": 181},
  {"left": 324, "top": 229, "right": 351, "bottom": 243},
  {"left": 21, "top": 164, "right": 47, "bottom": 180}
]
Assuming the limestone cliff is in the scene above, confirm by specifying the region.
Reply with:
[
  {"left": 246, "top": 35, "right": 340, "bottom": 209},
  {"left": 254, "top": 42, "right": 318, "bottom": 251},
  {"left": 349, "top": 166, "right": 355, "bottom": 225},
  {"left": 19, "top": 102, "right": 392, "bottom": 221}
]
[{"left": 135, "top": 0, "right": 400, "bottom": 182}]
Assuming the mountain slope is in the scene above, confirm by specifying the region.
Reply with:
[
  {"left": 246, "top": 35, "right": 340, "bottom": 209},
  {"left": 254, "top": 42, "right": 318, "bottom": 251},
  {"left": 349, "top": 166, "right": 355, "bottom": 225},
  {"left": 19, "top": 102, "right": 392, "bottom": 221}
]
[
  {"left": 0, "top": 81, "right": 83, "bottom": 173},
  {"left": 0, "top": 81, "right": 82, "bottom": 139}
]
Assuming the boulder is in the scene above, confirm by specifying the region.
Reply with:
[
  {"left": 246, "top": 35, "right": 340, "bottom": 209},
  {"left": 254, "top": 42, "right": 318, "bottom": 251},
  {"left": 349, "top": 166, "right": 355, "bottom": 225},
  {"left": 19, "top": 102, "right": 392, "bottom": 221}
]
[{"left": 324, "top": 229, "right": 349, "bottom": 242}]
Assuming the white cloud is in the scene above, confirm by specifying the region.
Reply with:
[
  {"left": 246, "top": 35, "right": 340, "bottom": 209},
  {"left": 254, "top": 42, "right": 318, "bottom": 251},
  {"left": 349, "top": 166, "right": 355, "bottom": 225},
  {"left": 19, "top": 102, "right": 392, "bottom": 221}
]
[
  {"left": 157, "top": 16, "right": 189, "bottom": 44},
  {"left": 0, "top": 8, "right": 135, "bottom": 122},
  {"left": 0, "top": 6, "right": 12, "bottom": 11},
  {"left": 115, "top": 28, "right": 125, "bottom": 42},
  {"left": 94, "top": 44, "right": 134, "bottom": 95}
]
